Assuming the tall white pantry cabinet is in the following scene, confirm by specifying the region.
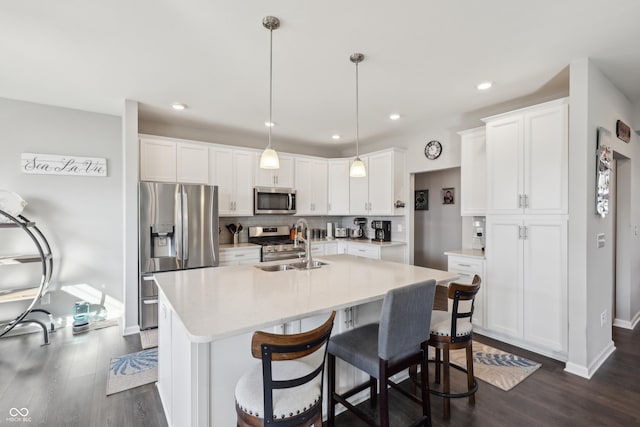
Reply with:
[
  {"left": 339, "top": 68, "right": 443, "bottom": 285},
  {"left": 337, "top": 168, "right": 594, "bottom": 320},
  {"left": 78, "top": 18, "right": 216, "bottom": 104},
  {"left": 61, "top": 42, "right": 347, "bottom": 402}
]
[{"left": 482, "top": 98, "right": 569, "bottom": 360}]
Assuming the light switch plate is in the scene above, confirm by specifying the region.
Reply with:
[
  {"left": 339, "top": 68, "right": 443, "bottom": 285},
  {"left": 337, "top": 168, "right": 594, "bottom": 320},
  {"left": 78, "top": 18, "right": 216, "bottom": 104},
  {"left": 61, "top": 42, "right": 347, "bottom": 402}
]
[{"left": 597, "top": 233, "right": 605, "bottom": 248}]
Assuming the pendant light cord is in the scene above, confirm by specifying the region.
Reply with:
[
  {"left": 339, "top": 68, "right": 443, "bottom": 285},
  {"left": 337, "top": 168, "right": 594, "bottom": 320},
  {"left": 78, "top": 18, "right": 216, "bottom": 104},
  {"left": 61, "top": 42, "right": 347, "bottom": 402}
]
[
  {"left": 268, "top": 28, "right": 273, "bottom": 149},
  {"left": 355, "top": 60, "right": 360, "bottom": 158}
]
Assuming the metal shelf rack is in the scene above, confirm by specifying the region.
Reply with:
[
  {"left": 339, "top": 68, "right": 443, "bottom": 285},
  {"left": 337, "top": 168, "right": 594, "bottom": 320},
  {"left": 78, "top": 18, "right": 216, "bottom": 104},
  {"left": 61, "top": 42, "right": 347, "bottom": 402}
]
[{"left": 0, "top": 209, "right": 54, "bottom": 344}]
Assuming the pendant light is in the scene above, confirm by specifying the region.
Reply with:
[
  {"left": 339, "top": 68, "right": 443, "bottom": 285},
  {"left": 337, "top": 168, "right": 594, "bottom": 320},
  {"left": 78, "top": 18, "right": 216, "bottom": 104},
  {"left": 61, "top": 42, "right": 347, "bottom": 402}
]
[
  {"left": 260, "top": 16, "right": 280, "bottom": 169},
  {"left": 349, "top": 53, "right": 367, "bottom": 177}
]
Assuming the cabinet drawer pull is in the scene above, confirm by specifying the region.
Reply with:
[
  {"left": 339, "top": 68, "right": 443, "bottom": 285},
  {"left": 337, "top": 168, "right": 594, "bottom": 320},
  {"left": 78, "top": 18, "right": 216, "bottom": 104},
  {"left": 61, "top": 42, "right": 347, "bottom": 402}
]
[
  {"left": 457, "top": 263, "right": 472, "bottom": 267},
  {"left": 143, "top": 299, "right": 158, "bottom": 305},
  {"left": 234, "top": 254, "right": 245, "bottom": 257}
]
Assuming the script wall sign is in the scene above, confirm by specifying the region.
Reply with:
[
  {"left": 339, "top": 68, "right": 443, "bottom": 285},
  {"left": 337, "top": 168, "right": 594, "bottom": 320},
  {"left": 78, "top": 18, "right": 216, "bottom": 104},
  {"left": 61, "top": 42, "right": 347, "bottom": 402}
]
[{"left": 21, "top": 153, "right": 107, "bottom": 177}]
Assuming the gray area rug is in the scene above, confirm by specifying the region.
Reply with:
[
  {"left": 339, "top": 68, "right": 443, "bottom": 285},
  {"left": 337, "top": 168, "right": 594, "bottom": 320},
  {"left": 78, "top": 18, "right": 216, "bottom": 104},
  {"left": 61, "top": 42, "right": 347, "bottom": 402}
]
[
  {"left": 140, "top": 328, "right": 158, "bottom": 349},
  {"left": 106, "top": 348, "right": 158, "bottom": 395}
]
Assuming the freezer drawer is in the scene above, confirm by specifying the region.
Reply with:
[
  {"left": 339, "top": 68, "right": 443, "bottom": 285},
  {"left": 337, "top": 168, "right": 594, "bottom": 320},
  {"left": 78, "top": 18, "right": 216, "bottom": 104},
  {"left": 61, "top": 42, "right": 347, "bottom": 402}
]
[
  {"left": 140, "top": 274, "right": 158, "bottom": 298},
  {"left": 140, "top": 297, "right": 158, "bottom": 329}
]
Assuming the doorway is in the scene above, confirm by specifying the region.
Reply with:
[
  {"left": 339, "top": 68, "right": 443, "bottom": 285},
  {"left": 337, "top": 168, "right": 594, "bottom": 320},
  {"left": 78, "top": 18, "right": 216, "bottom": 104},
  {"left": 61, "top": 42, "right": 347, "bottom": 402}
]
[{"left": 612, "top": 154, "right": 632, "bottom": 329}]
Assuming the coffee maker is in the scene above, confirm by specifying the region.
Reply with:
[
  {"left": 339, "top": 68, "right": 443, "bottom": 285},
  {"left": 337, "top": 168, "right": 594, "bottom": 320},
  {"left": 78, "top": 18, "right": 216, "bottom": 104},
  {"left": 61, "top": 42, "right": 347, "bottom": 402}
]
[{"left": 371, "top": 220, "right": 391, "bottom": 242}]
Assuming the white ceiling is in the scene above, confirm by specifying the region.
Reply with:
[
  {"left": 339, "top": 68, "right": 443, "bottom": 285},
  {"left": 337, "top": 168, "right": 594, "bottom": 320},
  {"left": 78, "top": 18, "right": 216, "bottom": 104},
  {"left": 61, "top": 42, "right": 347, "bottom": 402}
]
[{"left": 1, "top": 1, "right": 639, "bottom": 148}]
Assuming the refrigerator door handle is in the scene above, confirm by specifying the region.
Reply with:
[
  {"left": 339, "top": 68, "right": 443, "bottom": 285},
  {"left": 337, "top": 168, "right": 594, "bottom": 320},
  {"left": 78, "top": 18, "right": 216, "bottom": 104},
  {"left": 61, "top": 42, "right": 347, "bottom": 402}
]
[
  {"left": 175, "top": 189, "right": 183, "bottom": 264},
  {"left": 182, "top": 187, "right": 189, "bottom": 264}
]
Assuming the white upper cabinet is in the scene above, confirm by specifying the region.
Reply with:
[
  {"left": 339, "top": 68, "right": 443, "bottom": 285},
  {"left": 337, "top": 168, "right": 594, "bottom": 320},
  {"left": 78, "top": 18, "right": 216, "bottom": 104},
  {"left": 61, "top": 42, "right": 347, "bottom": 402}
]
[
  {"left": 255, "top": 153, "right": 295, "bottom": 188},
  {"left": 177, "top": 142, "right": 209, "bottom": 184},
  {"left": 209, "top": 147, "right": 254, "bottom": 216},
  {"left": 140, "top": 137, "right": 177, "bottom": 182},
  {"left": 327, "top": 159, "right": 350, "bottom": 215},
  {"left": 484, "top": 98, "right": 568, "bottom": 215},
  {"left": 140, "top": 137, "right": 208, "bottom": 184},
  {"left": 459, "top": 127, "right": 486, "bottom": 216},
  {"left": 348, "top": 149, "right": 406, "bottom": 216},
  {"left": 295, "top": 157, "right": 327, "bottom": 215}
]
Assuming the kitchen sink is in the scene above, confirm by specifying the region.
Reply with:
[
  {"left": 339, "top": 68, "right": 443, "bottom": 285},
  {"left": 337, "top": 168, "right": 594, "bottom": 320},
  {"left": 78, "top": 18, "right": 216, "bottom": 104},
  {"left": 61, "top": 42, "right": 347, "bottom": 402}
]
[
  {"left": 287, "top": 260, "right": 327, "bottom": 270},
  {"left": 255, "top": 260, "right": 328, "bottom": 272},
  {"left": 255, "top": 264, "right": 297, "bottom": 272}
]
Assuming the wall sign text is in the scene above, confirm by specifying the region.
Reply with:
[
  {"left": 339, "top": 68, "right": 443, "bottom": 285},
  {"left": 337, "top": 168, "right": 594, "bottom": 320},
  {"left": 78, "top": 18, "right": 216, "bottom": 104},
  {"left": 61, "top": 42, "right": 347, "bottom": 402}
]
[{"left": 21, "top": 153, "right": 107, "bottom": 177}]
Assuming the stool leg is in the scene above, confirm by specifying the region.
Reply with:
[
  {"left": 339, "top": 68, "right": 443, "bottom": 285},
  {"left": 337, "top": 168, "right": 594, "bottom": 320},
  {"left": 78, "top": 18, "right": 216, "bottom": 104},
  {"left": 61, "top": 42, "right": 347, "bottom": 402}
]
[
  {"left": 443, "top": 347, "right": 451, "bottom": 418},
  {"left": 328, "top": 353, "right": 336, "bottom": 426},
  {"left": 370, "top": 375, "right": 378, "bottom": 408},
  {"left": 409, "top": 364, "right": 418, "bottom": 394},
  {"left": 434, "top": 348, "right": 441, "bottom": 385},
  {"left": 420, "top": 349, "right": 432, "bottom": 427},
  {"left": 466, "top": 343, "right": 476, "bottom": 405},
  {"left": 379, "top": 360, "right": 390, "bottom": 427}
]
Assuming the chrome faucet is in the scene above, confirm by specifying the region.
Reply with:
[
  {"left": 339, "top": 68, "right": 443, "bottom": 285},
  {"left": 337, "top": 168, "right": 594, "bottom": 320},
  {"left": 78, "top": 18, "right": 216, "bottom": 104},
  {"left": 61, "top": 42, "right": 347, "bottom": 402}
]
[{"left": 294, "top": 218, "right": 313, "bottom": 268}]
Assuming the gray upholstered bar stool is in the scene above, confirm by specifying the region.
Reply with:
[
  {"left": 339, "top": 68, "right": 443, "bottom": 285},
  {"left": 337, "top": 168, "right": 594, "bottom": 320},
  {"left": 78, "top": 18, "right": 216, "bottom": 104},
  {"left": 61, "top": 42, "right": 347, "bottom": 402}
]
[
  {"left": 428, "top": 275, "right": 481, "bottom": 418},
  {"left": 235, "top": 311, "right": 336, "bottom": 427},
  {"left": 327, "top": 280, "right": 436, "bottom": 427}
]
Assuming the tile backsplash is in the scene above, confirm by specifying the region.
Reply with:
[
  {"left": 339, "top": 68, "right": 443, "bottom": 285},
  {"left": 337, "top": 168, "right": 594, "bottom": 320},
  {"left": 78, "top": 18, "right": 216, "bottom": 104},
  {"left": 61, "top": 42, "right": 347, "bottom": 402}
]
[{"left": 219, "top": 215, "right": 406, "bottom": 244}]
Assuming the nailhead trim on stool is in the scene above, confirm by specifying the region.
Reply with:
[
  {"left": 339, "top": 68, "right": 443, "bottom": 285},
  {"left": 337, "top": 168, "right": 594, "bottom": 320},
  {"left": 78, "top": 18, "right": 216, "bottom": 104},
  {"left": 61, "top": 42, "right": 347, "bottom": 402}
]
[{"left": 235, "top": 360, "right": 321, "bottom": 420}]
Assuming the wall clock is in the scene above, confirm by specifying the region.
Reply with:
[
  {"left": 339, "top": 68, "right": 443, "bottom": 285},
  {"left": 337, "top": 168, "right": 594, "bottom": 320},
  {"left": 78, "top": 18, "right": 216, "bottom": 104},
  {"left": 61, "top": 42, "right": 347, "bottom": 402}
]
[{"left": 424, "top": 140, "right": 442, "bottom": 160}]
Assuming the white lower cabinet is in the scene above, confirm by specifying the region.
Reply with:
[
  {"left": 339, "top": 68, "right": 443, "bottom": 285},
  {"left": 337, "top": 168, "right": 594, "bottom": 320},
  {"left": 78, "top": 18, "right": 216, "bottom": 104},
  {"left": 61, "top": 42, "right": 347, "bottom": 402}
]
[
  {"left": 218, "top": 246, "right": 261, "bottom": 266},
  {"left": 485, "top": 216, "right": 567, "bottom": 359},
  {"left": 446, "top": 254, "right": 486, "bottom": 329},
  {"left": 346, "top": 241, "right": 406, "bottom": 263}
]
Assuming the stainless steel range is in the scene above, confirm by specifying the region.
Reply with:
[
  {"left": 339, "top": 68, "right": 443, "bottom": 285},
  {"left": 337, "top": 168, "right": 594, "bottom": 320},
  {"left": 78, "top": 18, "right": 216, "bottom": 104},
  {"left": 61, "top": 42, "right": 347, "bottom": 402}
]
[{"left": 248, "top": 225, "right": 305, "bottom": 262}]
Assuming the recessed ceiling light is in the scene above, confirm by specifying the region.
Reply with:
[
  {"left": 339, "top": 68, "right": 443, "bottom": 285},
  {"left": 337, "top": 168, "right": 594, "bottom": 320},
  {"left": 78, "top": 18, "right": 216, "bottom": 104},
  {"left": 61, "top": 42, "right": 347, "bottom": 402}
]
[
  {"left": 332, "top": 134, "right": 341, "bottom": 140},
  {"left": 476, "top": 82, "right": 493, "bottom": 91},
  {"left": 389, "top": 113, "right": 401, "bottom": 120},
  {"left": 265, "top": 121, "right": 276, "bottom": 127},
  {"left": 171, "top": 103, "right": 188, "bottom": 110}
]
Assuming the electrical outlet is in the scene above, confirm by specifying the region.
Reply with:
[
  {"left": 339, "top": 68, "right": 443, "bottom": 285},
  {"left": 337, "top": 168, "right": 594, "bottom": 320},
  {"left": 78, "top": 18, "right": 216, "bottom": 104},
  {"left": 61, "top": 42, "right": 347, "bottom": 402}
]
[
  {"left": 600, "top": 310, "right": 607, "bottom": 327},
  {"left": 397, "top": 224, "right": 403, "bottom": 232}
]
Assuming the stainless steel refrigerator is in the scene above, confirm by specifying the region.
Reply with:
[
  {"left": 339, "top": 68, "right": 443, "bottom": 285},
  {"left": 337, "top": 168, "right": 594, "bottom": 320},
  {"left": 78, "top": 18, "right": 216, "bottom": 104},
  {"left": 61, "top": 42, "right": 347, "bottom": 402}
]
[{"left": 138, "top": 182, "right": 219, "bottom": 329}]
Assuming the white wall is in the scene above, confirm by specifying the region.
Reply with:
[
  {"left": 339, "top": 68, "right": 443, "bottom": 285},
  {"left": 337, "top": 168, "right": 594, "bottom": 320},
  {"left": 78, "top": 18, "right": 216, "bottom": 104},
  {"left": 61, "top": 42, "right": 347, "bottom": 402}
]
[
  {"left": 414, "top": 168, "right": 462, "bottom": 270},
  {"left": 566, "top": 59, "right": 640, "bottom": 377},
  {"left": 0, "top": 97, "right": 122, "bottom": 322}
]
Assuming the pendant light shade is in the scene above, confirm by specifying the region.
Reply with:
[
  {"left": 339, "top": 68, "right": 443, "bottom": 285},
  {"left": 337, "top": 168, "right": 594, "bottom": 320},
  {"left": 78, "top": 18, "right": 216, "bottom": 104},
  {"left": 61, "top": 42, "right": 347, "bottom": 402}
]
[
  {"left": 349, "top": 53, "right": 366, "bottom": 178},
  {"left": 350, "top": 158, "right": 367, "bottom": 177},
  {"left": 260, "top": 16, "right": 280, "bottom": 170},
  {"left": 260, "top": 147, "right": 280, "bottom": 169}
]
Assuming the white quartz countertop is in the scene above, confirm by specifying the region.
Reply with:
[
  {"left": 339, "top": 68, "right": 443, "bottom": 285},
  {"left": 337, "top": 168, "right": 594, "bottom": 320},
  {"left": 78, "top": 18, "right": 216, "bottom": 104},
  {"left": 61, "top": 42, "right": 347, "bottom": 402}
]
[
  {"left": 154, "top": 254, "right": 457, "bottom": 343},
  {"left": 444, "top": 249, "right": 486, "bottom": 259}
]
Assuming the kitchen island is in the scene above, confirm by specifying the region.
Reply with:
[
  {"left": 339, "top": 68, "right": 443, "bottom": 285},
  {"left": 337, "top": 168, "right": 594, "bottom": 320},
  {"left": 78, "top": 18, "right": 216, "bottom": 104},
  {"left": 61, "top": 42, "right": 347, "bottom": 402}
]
[{"left": 154, "top": 254, "right": 457, "bottom": 427}]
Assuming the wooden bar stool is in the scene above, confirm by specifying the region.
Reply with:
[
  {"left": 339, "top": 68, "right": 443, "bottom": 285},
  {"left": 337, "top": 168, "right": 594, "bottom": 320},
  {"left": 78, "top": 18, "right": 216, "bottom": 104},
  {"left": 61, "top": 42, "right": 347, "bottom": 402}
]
[
  {"left": 235, "top": 311, "right": 336, "bottom": 427},
  {"left": 429, "top": 275, "right": 481, "bottom": 418},
  {"left": 327, "top": 280, "right": 436, "bottom": 427}
]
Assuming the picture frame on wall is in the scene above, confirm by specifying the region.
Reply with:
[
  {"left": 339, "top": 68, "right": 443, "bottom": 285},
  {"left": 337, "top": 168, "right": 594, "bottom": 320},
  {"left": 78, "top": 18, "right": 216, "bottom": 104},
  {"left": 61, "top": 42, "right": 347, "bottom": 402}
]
[
  {"left": 442, "top": 187, "right": 455, "bottom": 205},
  {"left": 415, "top": 189, "right": 428, "bottom": 211}
]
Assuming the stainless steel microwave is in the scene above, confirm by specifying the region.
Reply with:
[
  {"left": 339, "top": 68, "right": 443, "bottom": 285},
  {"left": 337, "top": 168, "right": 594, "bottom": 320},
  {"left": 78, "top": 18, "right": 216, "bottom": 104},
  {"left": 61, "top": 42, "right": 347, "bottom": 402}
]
[{"left": 254, "top": 187, "right": 296, "bottom": 215}]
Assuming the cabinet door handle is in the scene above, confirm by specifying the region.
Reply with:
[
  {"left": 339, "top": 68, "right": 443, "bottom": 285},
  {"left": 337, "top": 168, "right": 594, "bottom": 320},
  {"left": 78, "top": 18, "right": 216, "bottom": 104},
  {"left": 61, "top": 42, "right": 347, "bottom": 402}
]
[
  {"left": 523, "top": 226, "right": 528, "bottom": 239},
  {"left": 523, "top": 194, "right": 529, "bottom": 208},
  {"left": 328, "top": 202, "right": 331, "bottom": 211},
  {"left": 518, "top": 194, "right": 523, "bottom": 208}
]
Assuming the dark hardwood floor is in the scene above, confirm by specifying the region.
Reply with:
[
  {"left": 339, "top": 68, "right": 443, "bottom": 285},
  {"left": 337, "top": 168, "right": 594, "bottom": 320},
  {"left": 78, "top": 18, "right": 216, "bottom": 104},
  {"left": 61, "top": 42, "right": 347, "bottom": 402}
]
[
  {"left": 1, "top": 323, "right": 638, "bottom": 426},
  {"left": 0, "top": 323, "right": 167, "bottom": 427},
  {"left": 332, "top": 327, "right": 640, "bottom": 427}
]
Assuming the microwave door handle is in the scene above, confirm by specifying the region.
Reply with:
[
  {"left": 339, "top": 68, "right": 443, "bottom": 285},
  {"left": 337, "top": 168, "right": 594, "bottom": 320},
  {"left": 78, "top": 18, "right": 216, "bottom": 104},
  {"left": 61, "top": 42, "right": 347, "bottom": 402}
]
[
  {"left": 288, "top": 193, "right": 293, "bottom": 210},
  {"left": 182, "top": 188, "right": 189, "bottom": 265}
]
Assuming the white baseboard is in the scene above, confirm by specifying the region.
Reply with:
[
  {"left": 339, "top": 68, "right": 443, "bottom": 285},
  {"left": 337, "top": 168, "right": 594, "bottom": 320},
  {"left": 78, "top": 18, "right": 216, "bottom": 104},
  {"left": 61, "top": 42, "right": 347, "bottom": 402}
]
[
  {"left": 564, "top": 362, "right": 590, "bottom": 378},
  {"left": 123, "top": 324, "right": 140, "bottom": 336},
  {"left": 565, "top": 340, "right": 616, "bottom": 379},
  {"left": 613, "top": 311, "right": 640, "bottom": 330}
]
